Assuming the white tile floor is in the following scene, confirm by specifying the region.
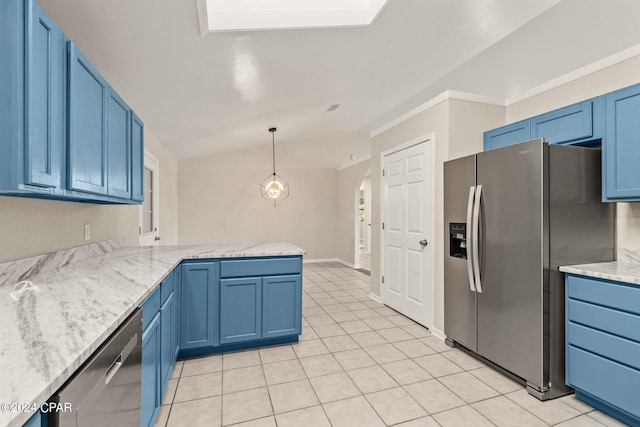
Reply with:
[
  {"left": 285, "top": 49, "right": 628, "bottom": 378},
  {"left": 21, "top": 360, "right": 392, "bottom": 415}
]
[{"left": 155, "top": 262, "right": 626, "bottom": 427}]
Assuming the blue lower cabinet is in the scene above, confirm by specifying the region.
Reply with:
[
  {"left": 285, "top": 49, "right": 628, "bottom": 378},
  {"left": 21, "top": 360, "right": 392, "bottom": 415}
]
[
  {"left": 263, "top": 275, "right": 302, "bottom": 339},
  {"left": 159, "top": 292, "right": 175, "bottom": 398},
  {"left": 180, "top": 262, "right": 218, "bottom": 350},
  {"left": 141, "top": 312, "right": 160, "bottom": 427},
  {"left": 173, "top": 267, "right": 181, "bottom": 361},
  {"left": 566, "top": 274, "right": 640, "bottom": 426},
  {"left": 21, "top": 411, "right": 45, "bottom": 427},
  {"left": 220, "top": 277, "right": 262, "bottom": 344}
]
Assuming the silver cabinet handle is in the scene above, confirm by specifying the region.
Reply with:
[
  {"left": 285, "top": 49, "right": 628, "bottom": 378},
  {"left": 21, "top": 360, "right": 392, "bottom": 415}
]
[
  {"left": 473, "top": 185, "right": 483, "bottom": 293},
  {"left": 466, "top": 186, "right": 476, "bottom": 292},
  {"left": 419, "top": 239, "right": 428, "bottom": 247}
]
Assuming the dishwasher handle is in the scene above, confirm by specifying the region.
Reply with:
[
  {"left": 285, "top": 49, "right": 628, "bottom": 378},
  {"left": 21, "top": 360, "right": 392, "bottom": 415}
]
[{"left": 105, "top": 332, "right": 138, "bottom": 385}]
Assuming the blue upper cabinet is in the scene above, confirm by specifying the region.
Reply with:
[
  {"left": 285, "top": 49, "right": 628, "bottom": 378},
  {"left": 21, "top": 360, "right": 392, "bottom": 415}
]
[
  {"left": 106, "top": 89, "right": 131, "bottom": 199},
  {"left": 484, "top": 97, "right": 605, "bottom": 151},
  {"left": 68, "top": 43, "right": 109, "bottom": 196},
  {"left": 131, "top": 112, "right": 144, "bottom": 202},
  {"left": 483, "top": 120, "right": 530, "bottom": 150},
  {"left": 604, "top": 83, "right": 640, "bottom": 201},
  {"left": 530, "top": 98, "right": 604, "bottom": 145},
  {"left": 1, "top": 0, "right": 65, "bottom": 195},
  {"left": 24, "top": 0, "right": 65, "bottom": 189},
  {"left": 1, "top": 0, "right": 143, "bottom": 204}
]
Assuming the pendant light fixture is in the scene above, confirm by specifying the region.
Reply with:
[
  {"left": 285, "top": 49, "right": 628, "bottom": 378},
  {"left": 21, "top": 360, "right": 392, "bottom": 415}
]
[{"left": 259, "top": 127, "right": 289, "bottom": 207}]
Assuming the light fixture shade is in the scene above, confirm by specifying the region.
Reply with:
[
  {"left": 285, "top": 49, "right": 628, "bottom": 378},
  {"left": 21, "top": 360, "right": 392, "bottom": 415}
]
[{"left": 259, "top": 173, "right": 289, "bottom": 206}]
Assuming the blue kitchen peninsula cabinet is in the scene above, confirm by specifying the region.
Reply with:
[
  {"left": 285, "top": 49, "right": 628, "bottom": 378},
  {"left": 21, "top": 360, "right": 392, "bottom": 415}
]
[
  {"left": 566, "top": 274, "right": 640, "bottom": 426},
  {"left": 180, "top": 256, "right": 303, "bottom": 358},
  {"left": 1, "top": 0, "right": 144, "bottom": 204},
  {"left": 604, "top": 83, "right": 640, "bottom": 201}
]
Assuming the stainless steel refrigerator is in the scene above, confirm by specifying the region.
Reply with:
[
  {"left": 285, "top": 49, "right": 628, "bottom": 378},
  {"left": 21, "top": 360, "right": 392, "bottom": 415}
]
[{"left": 444, "top": 138, "right": 614, "bottom": 400}]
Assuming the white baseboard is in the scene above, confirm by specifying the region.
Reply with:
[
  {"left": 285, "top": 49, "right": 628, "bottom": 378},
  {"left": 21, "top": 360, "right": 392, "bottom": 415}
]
[
  {"left": 303, "top": 258, "right": 358, "bottom": 269},
  {"left": 368, "top": 292, "right": 383, "bottom": 303},
  {"left": 430, "top": 327, "right": 447, "bottom": 341},
  {"left": 303, "top": 258, "right": 338, "bottom": 264}
]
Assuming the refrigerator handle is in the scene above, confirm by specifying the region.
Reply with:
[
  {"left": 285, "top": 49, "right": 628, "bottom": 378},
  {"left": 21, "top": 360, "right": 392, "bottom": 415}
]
[
  {"left": 466, "top": 186, "right": 476, "bottom": 292},
  {"left": 473, "top": 185, "right": 483, "bottom": 293}
]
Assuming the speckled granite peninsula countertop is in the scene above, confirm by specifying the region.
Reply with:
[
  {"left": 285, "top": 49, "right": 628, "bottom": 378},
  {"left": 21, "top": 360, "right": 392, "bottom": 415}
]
[{"left": 0, "top": 242, "right": 304, "bottom": 427}]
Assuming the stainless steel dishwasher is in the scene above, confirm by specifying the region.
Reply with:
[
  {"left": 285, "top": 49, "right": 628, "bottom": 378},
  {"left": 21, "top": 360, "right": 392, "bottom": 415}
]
[{"left": 49, "top": 308, "right": 142, "bottom": 427}]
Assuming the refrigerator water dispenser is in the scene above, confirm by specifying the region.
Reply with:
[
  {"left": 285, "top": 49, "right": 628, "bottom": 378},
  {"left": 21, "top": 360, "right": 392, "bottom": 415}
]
[{"left": 449, "top": 223, "right": 467, "bottom": 259}]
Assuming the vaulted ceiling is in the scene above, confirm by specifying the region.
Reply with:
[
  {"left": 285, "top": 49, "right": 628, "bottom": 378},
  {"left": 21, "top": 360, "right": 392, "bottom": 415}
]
[{"left": 38, "top": 0, "right": 640, "bottom": 159}]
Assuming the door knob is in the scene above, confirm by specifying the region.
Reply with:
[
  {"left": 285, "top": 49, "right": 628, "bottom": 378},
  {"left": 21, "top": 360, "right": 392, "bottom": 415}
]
[{"left": 419, "top": 239, "right": 428, "bottom": 247}]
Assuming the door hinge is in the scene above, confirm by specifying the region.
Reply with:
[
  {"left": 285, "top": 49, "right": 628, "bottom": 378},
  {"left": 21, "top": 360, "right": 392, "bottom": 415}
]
[
  {"left": 382, "top": 276, "right": 385, "bottom": 284},
  {"left": 382, "top": 222, "right": 385, "bottom": 230},
  {"left": 138, "top": 226, "right": 141, "bottom": 235},
  {"left": 382, "top": 169, "right": 385, "bottom": 177}
]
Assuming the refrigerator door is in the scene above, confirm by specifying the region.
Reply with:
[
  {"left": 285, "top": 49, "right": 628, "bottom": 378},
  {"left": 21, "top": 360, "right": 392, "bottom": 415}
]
[
  {"left": 475, "top": 139, "right": 546, "bottom": 389},
  {"left": 444, "top": 154, "right": 477, "bottom": 351}
]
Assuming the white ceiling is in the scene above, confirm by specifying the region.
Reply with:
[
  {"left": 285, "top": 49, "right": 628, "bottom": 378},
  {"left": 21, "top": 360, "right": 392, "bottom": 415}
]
[{"left": 37, "top": 0, "right": 640, "bottom": 159}]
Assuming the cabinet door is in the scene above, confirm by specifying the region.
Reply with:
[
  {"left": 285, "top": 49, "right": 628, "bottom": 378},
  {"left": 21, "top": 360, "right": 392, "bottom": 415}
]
[
  {"left": 180, "top": 262, "right": 218, "bottom": 350},
  {"left": 220, "top": 277, "right": 262, "bottom": 344},
  {"left": 131, "top": 112, "right": 144, "bottom": 202},
  {"left": 263, "top": 275, "right": 302, "bottom": 338},
  {"left": 173, "top": 267, "right": 181, "bottom": 361},
  {"left": 141, "top": 313, "right": 160, "bottom": 427},
  {"left": 604, "top": 84, "right": 640, "bottom": 200},
  {"left": 106, "top": 89, "right": 131, "bottom": 199},
  {"left": 483, "top": 120, "right": 530, "bottom": 150},
  {"left": 68, "top": 43, "right": 108, "bottom": 195},
  {"left": 24, "top": 0, "right": 64, "bottom": 189},
  {"left": 159, "top": 292, "right": 174, "bottom": 398},
  {"left": 22, "top": 411, "right": 43, "bottom": 427},
  {"left": 530, "top": 100, "right": 597, "bottom": 144}
]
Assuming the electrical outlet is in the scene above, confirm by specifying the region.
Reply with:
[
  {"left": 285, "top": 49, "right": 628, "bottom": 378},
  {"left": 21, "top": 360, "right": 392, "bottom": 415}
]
[{"left": 84, "top": 224, "right": 91, "bottom": 241}]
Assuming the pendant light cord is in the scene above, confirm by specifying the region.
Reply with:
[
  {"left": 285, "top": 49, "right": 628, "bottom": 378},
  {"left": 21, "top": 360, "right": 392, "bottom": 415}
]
[{"left": 270, "top": 128, "right": 277, "bottom": 176}]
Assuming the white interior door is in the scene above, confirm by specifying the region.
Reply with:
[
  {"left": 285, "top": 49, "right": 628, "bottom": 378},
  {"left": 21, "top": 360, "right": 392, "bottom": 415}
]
[
  {"left": 138, "top": 151, "right": 160, "bottom": 246},
  {"left": 382, "top": 140, "right": 433, "bottom": 327}
]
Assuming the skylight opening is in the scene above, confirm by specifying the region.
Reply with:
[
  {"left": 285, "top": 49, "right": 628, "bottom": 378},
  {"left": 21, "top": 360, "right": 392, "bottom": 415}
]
[{"left": 196, "top": 0, "right": 390, "bottom": 35}]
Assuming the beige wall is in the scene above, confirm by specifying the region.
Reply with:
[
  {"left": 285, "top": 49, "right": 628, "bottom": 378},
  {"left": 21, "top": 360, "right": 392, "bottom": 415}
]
[
  {"left": 370, "top": 99, "right": 504, "bottom": 333},
  {"left": 177, "top": 134, "right": 371, "bottom": 260},
  {"left": 0, "top": 128, "right": 178, "bottom": 263},
  {"left": 506, "top": 55, "right": 640, "bottom": 252},
  {"left": 335, "top": 161, "right": 371, "bottom": 265}
]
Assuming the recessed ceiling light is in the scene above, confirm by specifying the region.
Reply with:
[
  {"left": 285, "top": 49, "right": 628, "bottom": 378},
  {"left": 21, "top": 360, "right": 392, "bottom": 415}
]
[{"left": 327, "top": 104, "right": 340, "bottom": 112}]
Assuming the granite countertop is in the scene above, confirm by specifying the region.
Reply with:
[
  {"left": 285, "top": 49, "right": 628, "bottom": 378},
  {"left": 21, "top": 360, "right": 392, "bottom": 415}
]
[
  {"left": 560, "top": 261, "right": 640, "bottom": 286},
  {"left": 0, "top": 242, "right": 304, "bottom": 427}
]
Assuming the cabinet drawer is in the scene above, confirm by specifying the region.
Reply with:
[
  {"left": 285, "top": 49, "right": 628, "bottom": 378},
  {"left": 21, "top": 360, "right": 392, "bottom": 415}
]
[
  {"left": 566, "top": 274, "right": 640, "bottom": 316},
  {"left": 567, "top": 299, "right": 640, "bottom": 343},
  {"left": 140, "top": 287, "right": 160, "bottom": 330},
  {"left": 220, "top": 257, "right": 301, "bottom": 278},
  {"left": 567, "top": 346, "right": 640, "bottom": 420},
  {"left": 567, "top": 322, "right": 640, "bottom": 370}
]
